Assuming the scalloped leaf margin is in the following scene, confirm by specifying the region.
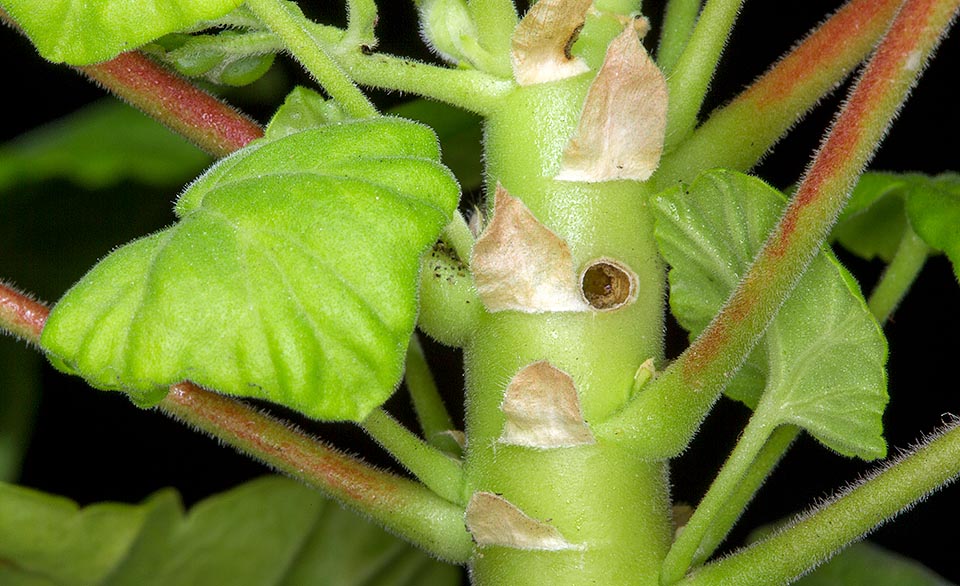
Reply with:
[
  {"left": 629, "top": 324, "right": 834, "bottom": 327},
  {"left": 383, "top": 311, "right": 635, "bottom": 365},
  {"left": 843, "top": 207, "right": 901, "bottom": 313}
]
[{"left": 40, "top": 117, "right": 459, "bottom": 422}]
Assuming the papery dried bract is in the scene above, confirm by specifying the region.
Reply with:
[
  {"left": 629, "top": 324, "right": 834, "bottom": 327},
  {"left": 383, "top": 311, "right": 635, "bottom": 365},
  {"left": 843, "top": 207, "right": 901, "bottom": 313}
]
[
  {"left": 465, "top": 492, "right": 580, "bottom": 550},
  {"left": 510, "top": 0, "right": 593, "bottom": 85},
  {"left": 500, "top": 361, "right": 594, "bottom": 448},
  {"left": 471, "top": 186, "right": 590, "bottom": 313},
  {"left": 556, "top": 23, "right": 667, "bottom": 182}
]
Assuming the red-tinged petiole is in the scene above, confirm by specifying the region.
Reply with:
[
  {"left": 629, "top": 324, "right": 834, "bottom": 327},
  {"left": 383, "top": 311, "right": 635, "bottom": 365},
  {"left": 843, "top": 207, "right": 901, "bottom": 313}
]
[
  {"left": 599, "top": 0, "right": 960, "bottom": 457},
  {"left": 654, "top": 0, "right": 903, "bottom": 188}
]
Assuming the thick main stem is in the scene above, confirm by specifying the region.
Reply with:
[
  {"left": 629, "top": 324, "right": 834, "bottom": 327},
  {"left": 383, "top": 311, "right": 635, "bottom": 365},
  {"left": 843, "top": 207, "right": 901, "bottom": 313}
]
[{"left": 463, "top": 50, "right": 671, "bottom": 586}]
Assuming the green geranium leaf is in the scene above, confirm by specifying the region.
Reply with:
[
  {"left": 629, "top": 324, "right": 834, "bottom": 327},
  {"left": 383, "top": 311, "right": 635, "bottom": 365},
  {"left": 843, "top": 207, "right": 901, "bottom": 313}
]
[
  {"left": 0, "top": 100, "right": 211, "bottom": 191},
  {"left": 653, "top": 170, "right": 888, "bottom": 459},
  {"left": 0, "top": 0, "right": 245, "bottom": 65},
  {"left": 905, "top": 173, "right": 960, "bottom": 282},
  {"left": 41, "top": 118, "right": 459, "bottom": 421},
  {"left": 264, "top": 87, "right": 349, "bottom": 141},
  {"left": 0, "top": 476, "right": 459, "bottom": 585}
]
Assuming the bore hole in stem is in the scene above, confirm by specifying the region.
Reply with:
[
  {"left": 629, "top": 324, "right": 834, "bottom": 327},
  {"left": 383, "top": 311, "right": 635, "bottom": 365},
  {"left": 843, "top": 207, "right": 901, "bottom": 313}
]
[{"left": 580, "top": 259, "right": 637, "bottom": 310}]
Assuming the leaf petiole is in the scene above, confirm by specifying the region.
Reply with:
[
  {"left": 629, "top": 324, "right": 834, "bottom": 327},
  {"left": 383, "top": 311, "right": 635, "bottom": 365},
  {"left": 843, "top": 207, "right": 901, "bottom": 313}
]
[
  {"left": 245, "top": 0, "right": 378, "bottom": 118},
  {"left": 360, "top": 408, "right": 466, "bottom": 505},
  {"left": 868, "top": 227, "right": 931, "bottom": 323}
]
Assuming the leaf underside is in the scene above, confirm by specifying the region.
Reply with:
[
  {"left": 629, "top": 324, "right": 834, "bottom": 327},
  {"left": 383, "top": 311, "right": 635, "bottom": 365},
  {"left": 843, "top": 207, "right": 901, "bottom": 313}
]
[
  {"left": 40, "top": 118, "right": 459, "bottom": 421},
  {"left": 0, "top": 476, "right": 459, "bottom": 586},
  {"left": 653, "top": 170, "right": 888, "bottom": 459}
]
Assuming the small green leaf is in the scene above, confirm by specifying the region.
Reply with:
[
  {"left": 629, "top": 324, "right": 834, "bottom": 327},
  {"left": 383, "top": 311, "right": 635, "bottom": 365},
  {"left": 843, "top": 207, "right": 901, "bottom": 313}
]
[
  {"left": 0, "top": 100, "right": 211, "bottom": 191},
  {"left": 0, "top": 476, "right": 460, "bottom": 586},
  {"left": 905, "top": 173, "right": 960, "bottom": 282},
  {"left": 796, "top": 542, "right": 953, "bottom": 585},
  {"left": 0, "top": 0, "right": 246, "bottom": 65},
  {"left": 264, "top": 87, "right": 349, "bottom": 141},
  {"left": 144, "top": 30, "right": 280, "bottom": 87},
  {"left": 654, "top": 170, "right": 888, "bottom": 459},
  {"left": 41, "top": 118, "right": 460, "bottom": 421}
]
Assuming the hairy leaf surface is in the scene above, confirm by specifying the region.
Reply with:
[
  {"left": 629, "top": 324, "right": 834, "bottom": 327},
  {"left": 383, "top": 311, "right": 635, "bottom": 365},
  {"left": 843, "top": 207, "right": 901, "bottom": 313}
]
[
  {"left": 654, "top": 170, "right": 888, "bottom": 459},
  {"left": 41, "top": 118, "right": 459, "bottom": 421},
  {"left": 0, "top": 476, "right": 459, "bottom": 585},
  {"left": 0, "top": 0, "right": 245, "bottom": 65}
]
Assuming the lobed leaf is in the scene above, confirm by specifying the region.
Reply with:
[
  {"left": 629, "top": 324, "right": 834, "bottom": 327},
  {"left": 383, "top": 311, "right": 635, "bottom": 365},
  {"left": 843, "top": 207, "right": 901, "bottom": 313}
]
[
  {"left": 653, "top": 170, "right": 888, "bottom": 459},
  {"left": 0, "top": 476, "right": 460, "bottom": 585},
  {"left": 0, "top": 0, "right": 245, "bottom": 65},
  {"left": 905, "top": 173, "right": 960, "bottom": 282},
  {"left": 41, "top": 118, "right": 460, "bottom": 421}
]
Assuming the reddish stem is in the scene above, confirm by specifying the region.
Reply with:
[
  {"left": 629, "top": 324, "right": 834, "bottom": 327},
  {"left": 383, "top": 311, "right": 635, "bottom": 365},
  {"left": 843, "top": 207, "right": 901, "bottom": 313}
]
[
  {"left": 0, "top": 282, "right": 48, "bottom": 343},
  {"left": 79, "top": 53, "right": 264, "bottom": 157},
  {"left": 1, "top": 7, "right": 263, "bottom": 157}
]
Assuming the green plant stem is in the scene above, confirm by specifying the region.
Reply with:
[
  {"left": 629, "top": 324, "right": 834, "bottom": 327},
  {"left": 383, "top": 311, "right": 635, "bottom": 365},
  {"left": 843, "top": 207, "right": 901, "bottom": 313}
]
[
  {"left": 654, "top": 0, "right": 902, "bottom": 189},
  {"left": 678, "top": 420, "right": 960, "bottom": 585},
  {"left": 690, "top": 425, "right": 799, "bottom": 567},
  {"left": 661, "top": 413, "right": 790, "bottom": 584},
  {"left": 162, "top": 383, "right": 472, "bottom": 562},
  {"left": 336, "top": 48, "right": 512, "bottom": 116},
  {"left": 663, "top": 0, "right": 744, "bottom": 149},
  {"left": 245, "top": 0, "right": 378, "bottom": 119},
  {"left": 466, "top": 0, "right": 517, "bottom": 78},
  {"left": 360, "top": 408, "right": 465, "bottom": 504},
  {"left": 405, "top": 334, "right": 460, "bottom": 449},
  {"left": 657, "top": 0, "right": 702, "bottom": 74},
  {"left": 598, "top": 0, "right": 960, "bottom": 457},
  {"left": 868, "top": 227, "right": 931, "bottom": 322},
  {"left": 344, "top": 0, "right": 377, "bottom": 47},
  {"left": 441, "top": 212, "right": 476, "bottom": 263}
]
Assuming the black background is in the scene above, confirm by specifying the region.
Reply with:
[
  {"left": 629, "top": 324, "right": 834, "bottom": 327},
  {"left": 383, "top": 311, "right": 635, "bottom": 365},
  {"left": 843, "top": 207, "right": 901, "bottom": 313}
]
[{"left": 3, "top": 0, "right": 959, "bottom": 582}]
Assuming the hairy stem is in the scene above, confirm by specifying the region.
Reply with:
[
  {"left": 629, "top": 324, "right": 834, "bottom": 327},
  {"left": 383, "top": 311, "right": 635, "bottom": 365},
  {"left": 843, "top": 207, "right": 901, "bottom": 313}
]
[
  {"left": 245, "top": 0, "right": 378, "bottom": 119},
  {"left": 690, "top": 425, "right": 799, "bottom": 567},
  {"left": 0, "top": 283, "right": 47, "bottom": 344},
  {"left": 466, "top": 0, "right": 517, "bottom": 78},
  {"left": 599, "top": 0, "right": 960, "bottom": 457},
  {"left": 404, "top": 334, "right": 462, "bottom": 454},
  {"left": 661, "top": 417, "right": 793, "bottom": 584},
  {"left": 360, "top": 407, "right": 465, "bottom": 504},
  {"left": 663, "top": 0, "right": 744, "bottom": 149},
  {"left": 334, "top": 48, "right": 513, "bottom": 116},
  {"left": 163, "top": 384, "right": 472, "bottom": 562},
  {"left": 655, "top": 0, "right": 902, "bottom": 188},
  {"left": 657, "top": 0, "right": 702, "bottom": 74},
  {"left": 0, "top": 9, "right": 264, "bottom": 157},
  {"left": 868, "top": 227, "right": 931, "bottom": 322},
  {"left": 678, "top": 420, "right": 960, "bottom": 585},
  {"left": 79, "top": 53, "right": 264, "bottom": 157}
]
